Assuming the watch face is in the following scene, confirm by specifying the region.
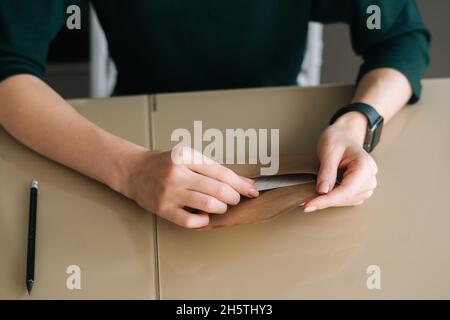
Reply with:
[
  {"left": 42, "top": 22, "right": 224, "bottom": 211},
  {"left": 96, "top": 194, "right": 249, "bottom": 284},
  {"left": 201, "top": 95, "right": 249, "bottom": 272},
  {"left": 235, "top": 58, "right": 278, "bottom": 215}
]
[{"left": 370, "top": 117, "right": 384, "bottom": 152}]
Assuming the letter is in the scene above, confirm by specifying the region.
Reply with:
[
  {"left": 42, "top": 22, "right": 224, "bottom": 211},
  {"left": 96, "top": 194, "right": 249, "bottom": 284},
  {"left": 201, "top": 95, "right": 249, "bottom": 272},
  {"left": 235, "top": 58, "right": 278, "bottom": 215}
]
[
  {"left": 225, "top": 128, "right": 258, "bottom": 164},
  {"left": 203, "top": 128, "right": 224, "bottom": 164},
  {"left": 193, "top": 306, "right": 203, "bottom": 315},
  {"left": 259, "top": 129, "right": 279, "bottom": 175},
  {"left": 204, "top": 307, "right": 210, "bottom": 318},
  {"left": 66, "top": 265, "right": 81, "bottom": 290},
  {"left": 366, "top": 5, "right": 381, "bottom": 30},
  {"left": 185, "top": 305, "right": 192, "bottom": 315},
  {"left": 193, "top": 121, "right": 204, "bottom": 164},
  {"left": 171, "top": 128, "right": 191, "bottom": 164},
  {"left": 366, "top": 265, "right": 382, "bottom": 290},
  {"left": 176, "top": 307, "right": 182, "bottom": 315},
  {"left": 66, "top": 5, "right": 81, "bottom": 30}
]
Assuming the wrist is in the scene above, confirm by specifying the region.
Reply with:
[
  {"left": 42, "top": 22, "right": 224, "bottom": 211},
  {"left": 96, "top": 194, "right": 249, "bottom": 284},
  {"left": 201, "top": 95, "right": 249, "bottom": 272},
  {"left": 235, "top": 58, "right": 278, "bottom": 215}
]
[
  {"left": 331, "top": 111, "right": 367, "bottom": 147},
  {"left": 114, "top": 144, "right": 148, "bottom": 198}
]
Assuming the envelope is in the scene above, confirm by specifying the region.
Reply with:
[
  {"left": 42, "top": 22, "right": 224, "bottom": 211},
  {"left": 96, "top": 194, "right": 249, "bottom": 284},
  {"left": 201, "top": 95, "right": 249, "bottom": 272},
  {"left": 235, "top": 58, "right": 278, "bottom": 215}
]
[{"left": 200, "top": 155, "right": 322, "bottom": 230}]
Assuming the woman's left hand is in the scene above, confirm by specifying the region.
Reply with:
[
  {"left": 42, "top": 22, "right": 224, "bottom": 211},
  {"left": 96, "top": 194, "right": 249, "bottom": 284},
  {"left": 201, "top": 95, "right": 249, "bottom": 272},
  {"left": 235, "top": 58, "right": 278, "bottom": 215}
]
[{"left": 303, "top": 113, "right": 378, "bottom": 213}]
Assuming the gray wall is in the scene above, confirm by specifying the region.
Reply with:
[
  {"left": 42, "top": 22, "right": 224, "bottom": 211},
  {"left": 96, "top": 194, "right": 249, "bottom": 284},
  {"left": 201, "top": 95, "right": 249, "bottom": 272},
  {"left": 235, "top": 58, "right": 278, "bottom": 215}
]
[{"left": 321, "top": 0, "right": 450, "bottom": 84}]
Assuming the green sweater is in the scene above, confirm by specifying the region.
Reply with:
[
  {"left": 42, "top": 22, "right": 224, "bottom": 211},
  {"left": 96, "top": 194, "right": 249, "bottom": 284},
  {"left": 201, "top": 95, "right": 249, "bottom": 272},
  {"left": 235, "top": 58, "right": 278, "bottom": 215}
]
[{"left": 0, "top": 0, "right": 430, "bottom": 102}]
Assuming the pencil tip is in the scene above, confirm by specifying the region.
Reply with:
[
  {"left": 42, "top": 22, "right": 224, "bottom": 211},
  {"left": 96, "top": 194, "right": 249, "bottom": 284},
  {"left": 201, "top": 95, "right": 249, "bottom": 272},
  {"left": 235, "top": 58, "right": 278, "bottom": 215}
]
[{"left": 26, "top": 280, "right": 33, "bottom": 295}]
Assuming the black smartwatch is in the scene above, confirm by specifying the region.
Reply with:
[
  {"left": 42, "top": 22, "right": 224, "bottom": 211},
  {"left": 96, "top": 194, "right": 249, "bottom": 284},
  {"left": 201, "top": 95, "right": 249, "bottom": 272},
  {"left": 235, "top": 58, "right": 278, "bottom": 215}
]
[{"left": 329, "top": 102, "right": 384, "bottom": 153}]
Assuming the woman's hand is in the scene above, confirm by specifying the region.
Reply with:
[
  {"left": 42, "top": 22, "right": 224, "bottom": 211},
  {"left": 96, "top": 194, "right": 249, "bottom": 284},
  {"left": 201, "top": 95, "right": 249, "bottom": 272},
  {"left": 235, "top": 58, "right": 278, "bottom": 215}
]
[
  {"left": 120, "top": 146, "right": 258, "bottom": 228},
  {"left": 304, "top": 112, "right": 378, "bottom": 213}
]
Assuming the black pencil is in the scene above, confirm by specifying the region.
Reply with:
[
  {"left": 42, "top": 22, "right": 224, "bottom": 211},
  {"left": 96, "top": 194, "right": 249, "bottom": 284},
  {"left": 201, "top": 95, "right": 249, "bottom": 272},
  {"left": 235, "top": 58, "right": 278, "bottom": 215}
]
[{"left": 26, "top": 180, "right": 38, "bottom": 295}]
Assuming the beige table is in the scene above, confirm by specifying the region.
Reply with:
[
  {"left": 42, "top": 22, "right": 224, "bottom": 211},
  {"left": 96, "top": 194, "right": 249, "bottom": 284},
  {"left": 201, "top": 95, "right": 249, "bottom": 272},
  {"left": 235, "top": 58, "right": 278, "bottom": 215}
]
[
  {"left": 1, "top": 79, "right": 449, "bottom": 299},
  {"left": 0, "top": 96, "right": 157, "bottom": 299}
]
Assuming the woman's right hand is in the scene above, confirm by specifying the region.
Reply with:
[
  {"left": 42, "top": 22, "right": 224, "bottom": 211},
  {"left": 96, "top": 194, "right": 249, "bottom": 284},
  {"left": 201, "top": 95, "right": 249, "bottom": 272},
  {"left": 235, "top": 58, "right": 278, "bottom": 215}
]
[
  {"left": 0, "top": 76, "right": 257, "bottom": 229},
  {"left": 120, "top": 146, "right": 259, "bottom": 228}
]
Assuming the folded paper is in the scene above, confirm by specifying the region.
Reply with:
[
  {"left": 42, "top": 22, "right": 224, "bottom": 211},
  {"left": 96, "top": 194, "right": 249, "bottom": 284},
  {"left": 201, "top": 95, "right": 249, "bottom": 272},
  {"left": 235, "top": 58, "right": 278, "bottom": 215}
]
[
  {"left": 254, "top": 174, "right": 315, "bottom": 191},
  {"left": 200, "top": 155, "right": 321, "bottom": 230}
]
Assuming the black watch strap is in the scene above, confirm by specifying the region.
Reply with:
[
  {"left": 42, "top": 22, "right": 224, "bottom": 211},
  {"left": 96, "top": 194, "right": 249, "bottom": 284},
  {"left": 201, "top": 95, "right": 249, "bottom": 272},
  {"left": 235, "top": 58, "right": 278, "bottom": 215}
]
[{"left": 329, "top": 102, "right": 384, "bottom": 153}]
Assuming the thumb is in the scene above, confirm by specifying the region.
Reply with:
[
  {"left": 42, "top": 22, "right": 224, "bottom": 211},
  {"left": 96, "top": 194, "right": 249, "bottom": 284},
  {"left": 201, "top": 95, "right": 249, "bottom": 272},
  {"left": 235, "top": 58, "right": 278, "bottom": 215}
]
[{"left": 316, "top": 148, "right": 343, "bottom": 194}]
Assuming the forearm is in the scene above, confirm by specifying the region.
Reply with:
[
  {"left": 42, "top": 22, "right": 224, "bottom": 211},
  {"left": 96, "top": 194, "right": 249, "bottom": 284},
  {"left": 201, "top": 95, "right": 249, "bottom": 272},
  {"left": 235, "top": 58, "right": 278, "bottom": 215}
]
[
  {"left": 333, "top": 68, "right": 413, "bottom": 145},
  {"left": 0, "top": 74, "right": 144, "bottom": 193}
]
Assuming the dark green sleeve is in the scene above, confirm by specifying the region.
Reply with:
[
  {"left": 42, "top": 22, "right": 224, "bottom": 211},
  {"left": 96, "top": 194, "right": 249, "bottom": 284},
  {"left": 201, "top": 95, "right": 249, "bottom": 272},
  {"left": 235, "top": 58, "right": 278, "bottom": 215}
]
[
  {"left": 0, "top": 0, "right": 85, "bottom": 82},
  {"left": 311, "top": 0, "right": 431, "bottom": 103}
]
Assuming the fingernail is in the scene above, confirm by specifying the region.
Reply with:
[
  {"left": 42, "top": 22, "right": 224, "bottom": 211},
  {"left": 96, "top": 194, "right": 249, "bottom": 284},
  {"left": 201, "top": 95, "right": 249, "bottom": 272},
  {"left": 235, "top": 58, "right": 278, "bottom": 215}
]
[
  {"left": 248, "top": 188, "right": 259, "bottom": 198},
  {"left": 304, "top": 206, "right": 317, "bottom": 213},
  {"left": 318, "top": 181, "right": 329, "bottom": 194}
]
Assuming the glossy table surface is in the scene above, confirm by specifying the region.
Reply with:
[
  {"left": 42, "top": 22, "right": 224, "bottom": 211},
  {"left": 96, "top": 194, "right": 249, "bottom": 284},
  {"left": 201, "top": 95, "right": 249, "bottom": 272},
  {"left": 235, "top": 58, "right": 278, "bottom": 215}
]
[
  {"left": 0, "top": 96, "right": 157, "bottom": 299},
  {"left": 1, "top": 79, "right": 449, "bottom": 299}
]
